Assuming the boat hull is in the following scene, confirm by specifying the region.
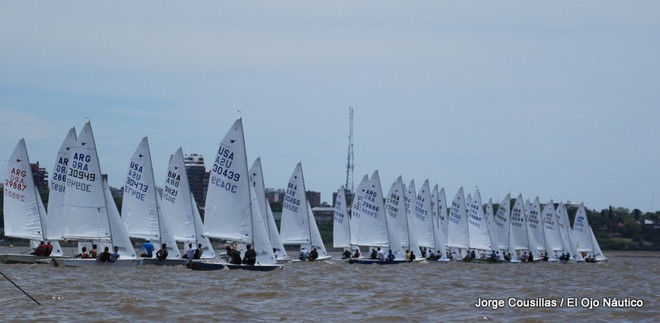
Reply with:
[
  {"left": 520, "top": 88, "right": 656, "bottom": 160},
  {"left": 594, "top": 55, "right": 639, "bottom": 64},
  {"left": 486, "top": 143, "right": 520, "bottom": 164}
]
[
  {"left": 188, "top": 261, "right": 283, "bottom": 271},
  {"left": 0, "top": 253, "right": 52, "bottom": 264},
  {"left": 58, "top": 258, "right": 143, "bottom": 267},
  {"left": 292, "top": 255, "right": 333, "bottom": 262},
  {"left": 141, "top": 258, "right": 188, "bottom": 266},
  {"left": 348, "top": 258, "right": 412, "bottom": 265}
]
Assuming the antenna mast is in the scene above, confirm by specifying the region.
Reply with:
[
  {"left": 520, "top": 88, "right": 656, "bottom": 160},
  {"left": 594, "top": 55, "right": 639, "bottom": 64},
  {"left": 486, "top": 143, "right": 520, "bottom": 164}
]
[{"left": 345, "top": 106, "right": 354, "bottom": 193}]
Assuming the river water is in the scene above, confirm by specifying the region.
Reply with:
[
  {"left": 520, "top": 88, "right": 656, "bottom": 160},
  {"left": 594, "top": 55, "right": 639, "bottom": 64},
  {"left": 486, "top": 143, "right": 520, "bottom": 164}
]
[{"left": 0, "top": 248, "right": 657, "bottom": 322}]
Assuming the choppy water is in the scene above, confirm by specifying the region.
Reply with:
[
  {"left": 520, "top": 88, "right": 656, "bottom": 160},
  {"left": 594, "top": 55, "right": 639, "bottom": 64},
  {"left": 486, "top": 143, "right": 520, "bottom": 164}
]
[{"left": 0, "top": 248, "right": 657, "bottom": 322}]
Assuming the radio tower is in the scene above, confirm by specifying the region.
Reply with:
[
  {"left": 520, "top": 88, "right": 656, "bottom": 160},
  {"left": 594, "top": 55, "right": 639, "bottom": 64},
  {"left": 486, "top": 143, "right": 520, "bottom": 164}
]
[{"left": 345, "top": 106, "right": 354, "bottom": 193}]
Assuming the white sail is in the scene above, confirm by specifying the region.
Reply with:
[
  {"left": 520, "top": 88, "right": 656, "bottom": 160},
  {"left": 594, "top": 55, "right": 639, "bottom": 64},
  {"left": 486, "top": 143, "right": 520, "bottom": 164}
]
[
  {"left": 248, "top": 184, "right": 278, "bottom": 264},
  {"left": 590, "top": 226, "right": 607, "bottom": 262},
  {"left": 413, "top": 180, "right": 435, "bottom": 249},
  {"left": 432, "top": 185, "right": 449, "bottom": 260},
  {"left": 374, "top": 171, "right": 404, "bottom": 257},
  {"left": 349, "top": 174, "right": 370, "bottom": 247},
  {"left": 526, "top": 197, "right": 545, "bottom": 258},
  {"left": 489, "top": 193, "right": 511, "bottom": 252},
  {"left": 556, "top": 202, "right": 579, "bottom": 259},
  {"left": 161, "top": 148, "right": 214, "bottom": 258},
  {"left": 349, "top": 171, "right": 389, "bottom": 248},
  {"left": 307, "top": 202, "right": 329, "bottom": 257},
  {"left": 249, "top": 158, "right": 287, "bottom": 260},
  {"left": 447, "top": 187, "right": 469, "bottom": 250},
  {"left": 386, "top": 176, "right": 420, "bottom": 258},
  {"left": 59, "top": 122, "right": 136, "bottom": 259},
  {"left": 484, "top": 198, "right": 497, "bottom": 251},
  {"left": 509, "top": 194, "right": 529, "bottom": 254},
  {"left": 61, "top": 122, "right": 113, "bottom": 240},
  {"left": 46, "top": 127, "right": 77, "bottom": 241},
  {"left": 204, "top": 119, "right": 252, "bottom": 243},
  {"left": 121, "top": 137, "right": 180, "bottom": 259},
  {"left": 467, "top": 189, "right": 491, "bottom": 251},
  {"left": 333, "top": 185, "right": 351, "bottom": 248},
  {"left": 103, "top": 179, "right": 137, "bottom": 259},
  {"left": 203, "top": 118, "right": 276, "bottom": 264},
  {"left": 436, "top": 187, "right": 449, "bottom": 252},
  {"left": 542, "top": 201, "right": 563, "bottom": 257},
  {"left": 3, "top": 139, "right": 62, "bottom": 256},
  {"left": 573, "top": 204, "right": 602, "bottom": 258}
]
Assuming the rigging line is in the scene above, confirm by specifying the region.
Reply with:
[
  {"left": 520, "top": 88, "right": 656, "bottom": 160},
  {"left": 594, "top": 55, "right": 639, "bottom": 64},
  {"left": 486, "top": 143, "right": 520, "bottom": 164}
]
[{"left": 0, "top": 270, "right": 41, "bottom": 305}]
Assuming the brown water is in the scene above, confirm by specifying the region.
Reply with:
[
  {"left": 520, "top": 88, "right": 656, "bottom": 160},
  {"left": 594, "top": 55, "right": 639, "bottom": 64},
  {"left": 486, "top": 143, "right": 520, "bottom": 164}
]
[{"left": 0, "top": 248, "right": 657, "bottom": 322}]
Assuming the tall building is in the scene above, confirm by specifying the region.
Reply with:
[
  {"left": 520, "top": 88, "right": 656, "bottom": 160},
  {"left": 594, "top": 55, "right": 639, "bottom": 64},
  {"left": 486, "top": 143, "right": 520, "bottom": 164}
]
[
  {"left": 306, "top": 191, "right": 321, "bottom": 208},
  {"left": 184, "top": 153, "right": 207, "bottom": 207},
  {"left": 31, "top": 162, "right": 48, "bottom": 191}
]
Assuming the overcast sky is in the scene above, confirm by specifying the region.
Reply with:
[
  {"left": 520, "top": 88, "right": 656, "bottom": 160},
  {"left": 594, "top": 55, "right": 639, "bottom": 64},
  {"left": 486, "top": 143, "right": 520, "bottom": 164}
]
[{"left": 1, "top": 2, "right": 658, "bottom": 212}]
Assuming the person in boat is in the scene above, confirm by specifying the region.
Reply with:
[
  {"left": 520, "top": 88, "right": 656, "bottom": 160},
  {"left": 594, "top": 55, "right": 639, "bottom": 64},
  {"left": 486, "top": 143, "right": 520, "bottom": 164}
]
[
  {"left": 184, "top": 243, "right": 196, "bottom": 260},
  {"left": 226, "top": 246, "right": 242, "bottom": 265},
  {"left": 342, "top": 249, "right": 352, "bottom": 259},
  {"left": 559, "top": 253, "right": 565, "bottom": 261},
  {"left": 527, "top": 252, "right": 534, "bottom": 262},
  {"left": 376, "top": 247, "right": 385, "bottom": 261},
  {"left": 428, "top": 249, "right": 436, "bottom": 261},
  {"left": 193, "top": 243, "right": 203, "bottom": 259},
  {"left": 75, "top": 246, "right": 90, "bottom": 259},
  {"left": 521, "top": 251, "right": 528, "bottom": 262},
  {"left": 45, "top": 241, "right": 54, "bottom": 256},
  {"left": 140, "top": 239, "right": 155, "bottom": 258},
  {"left": 543, "top": 252, "right": 549, "bottom": 262},
  {"left": 352, "top": 249, "right": 360, "bottom": 258},
  {"left": 156, "top": 243, "right": 168, "bottom": 261},
  {"left": 309, "top": 247, "right": 319, "bottom": 261},
  {"left": 420, "top": 247, "right": 427, "bottom": 259},
  {"left": 409, "top": 250, "right": 416, "bottom": 262},
  {"left": 405, "top": 250, "right": 411, "bottom": 260},
  {"left": 90, "top": 244, "right": 98, "bottom": 258},
  {"left": 109, "top": 246, "right": 120, "bottom": 263},
  {"left": 470, "top": 250, "right": 476, "bottom": 260},
  {"left": 503, "top": 252, "right": 511, "bottom": 262},
  {"left": 97, "top": 246, "right": 111, "bottom": 263},
  {"left": 32, "top": 241, "right": 48, "bottom": 256},
  {"left": 448, "top": 252, "right": 453, "bottom": 261},
  {"left": 299, "top": 247, "right": 310, "bottom": 261},
  {"left": 386, "top": 249, "right": 395, "bottom": 262},
  {"left": 242, "top": 244, "right": 257, "bottom": 265},
  {"left": 370, "top": 248, "right": 378, "bottom": 259}
]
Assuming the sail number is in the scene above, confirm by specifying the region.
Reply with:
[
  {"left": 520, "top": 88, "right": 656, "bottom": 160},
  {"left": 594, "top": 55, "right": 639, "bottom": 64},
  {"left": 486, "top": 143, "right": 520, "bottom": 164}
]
[
  {"left": 211, "top": 176, "right": 237, "bottom": 193},
  {"left": 4, "top": 189, "right": 25, "bottom": 201},
  {"left": 68, "top": 168, "right": 96, "bottom": 181},
  {"left": 212, "top": 165, "right": 240, "bottom": 182}
]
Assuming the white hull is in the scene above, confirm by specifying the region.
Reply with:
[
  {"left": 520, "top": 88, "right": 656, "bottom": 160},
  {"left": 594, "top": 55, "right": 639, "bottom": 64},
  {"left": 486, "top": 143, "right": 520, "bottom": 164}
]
[
  {"left": 0, "top": 253, "right": 54, "bottom": 264},
  {"left": 292, "top": 255, "right": 333, "bottom": 262},
  {"left": 58, "top": 258, "right": 143, "bottom": 267}
]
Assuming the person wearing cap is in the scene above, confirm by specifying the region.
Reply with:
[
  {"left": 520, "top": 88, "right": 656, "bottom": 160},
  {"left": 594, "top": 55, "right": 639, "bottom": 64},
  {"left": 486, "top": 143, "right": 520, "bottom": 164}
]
[{"left": 140, "top": 239, "right": 154, "bottom": 258}]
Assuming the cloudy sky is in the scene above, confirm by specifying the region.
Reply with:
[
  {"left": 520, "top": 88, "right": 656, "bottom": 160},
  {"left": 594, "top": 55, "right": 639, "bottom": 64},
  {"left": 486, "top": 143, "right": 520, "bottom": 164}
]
[{"left": 1, "top": 2, "right": 658, "bottom": 212}]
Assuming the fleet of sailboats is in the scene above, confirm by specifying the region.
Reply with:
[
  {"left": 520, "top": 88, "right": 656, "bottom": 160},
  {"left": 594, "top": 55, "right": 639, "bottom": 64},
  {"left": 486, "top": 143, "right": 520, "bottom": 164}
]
[{"left": 2, "top": 119, "right": 608, "bottom": 268}]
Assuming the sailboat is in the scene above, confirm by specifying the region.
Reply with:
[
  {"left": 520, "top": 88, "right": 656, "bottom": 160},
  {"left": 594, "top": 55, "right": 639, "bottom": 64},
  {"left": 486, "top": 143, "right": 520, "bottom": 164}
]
[
  {"left": 412, "top": 180, "right": 435, "bottom": 255},
  {"left": 525, "top": 197, "right": 546, "bottom": 260},
  {"left": 541, "top": 201, "right": 562, "bottom": 261},
  {"left": 447, "top": 187, "right": 469, "bottom": 260},
  {"left": 466, "top": 189, "right": 492, "bottom": 259},
  {"left": 279, "top": 163, "right": 330, "bottom": 261},
  {"left": 333, "top": 185, "right": 353, "bottom": 257},
  {"left": 121, "top": 137, "right": 184, "bottom": 266},
  {"left": 249, "top": 158, "right": 288, "bottom": 263},
  {"left": 431, "top": 185, "right": 450, "bottom": 261},
  {"left": 386, "top": 176, "right": 421, "bottom": 260},
  {"left": 507, "top": 194, "right": 529, "bottom": 263},
  {"left": 58, "top": 122, "right": 142, "bottom": 267},
  {"left": 572, "top": 203, "right": 607, "bottom": 262},
  {"left": 556, "top": 202, "right": 581, "bottom": 261},
  {"left": 0, "top": 139, "right": 64, "bottom": 264},
  {"left": 198, "top": 118, "right": 281, "bottom": 271},
  {"left": 348, "top": 171, "right": 407, "bottom": 264},
  {"left": 161, "top": 148, "right": 215, "bottom": 260}
]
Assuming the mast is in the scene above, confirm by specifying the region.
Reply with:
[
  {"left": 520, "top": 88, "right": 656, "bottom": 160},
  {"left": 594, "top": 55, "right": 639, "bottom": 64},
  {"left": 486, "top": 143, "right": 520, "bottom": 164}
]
[{"left": 345, "top": 106, "right": 354, "bottom": 193}]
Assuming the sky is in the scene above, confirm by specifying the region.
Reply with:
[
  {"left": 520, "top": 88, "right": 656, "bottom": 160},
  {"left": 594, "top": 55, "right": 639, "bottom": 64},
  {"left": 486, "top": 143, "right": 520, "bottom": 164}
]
[{"left": 1, "top": 2, "right": 659, "bottom": 212}]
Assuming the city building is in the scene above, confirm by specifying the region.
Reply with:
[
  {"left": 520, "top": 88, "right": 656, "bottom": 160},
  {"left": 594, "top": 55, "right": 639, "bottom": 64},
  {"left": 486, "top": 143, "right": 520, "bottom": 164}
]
[
  {"left": 184, "top": 153, "right": 207, "bottom": 207},
  {"left": 31, "top": 162, "right": 48, "bottom": 191}
]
